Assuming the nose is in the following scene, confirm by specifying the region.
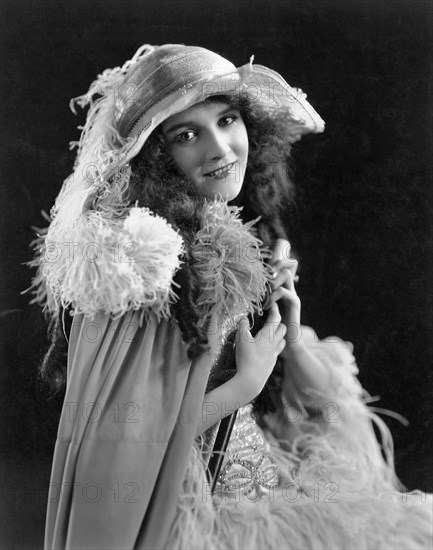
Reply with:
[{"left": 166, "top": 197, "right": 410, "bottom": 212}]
[{"left": 204, "top": 128, "right": 230, "bottom": 161}]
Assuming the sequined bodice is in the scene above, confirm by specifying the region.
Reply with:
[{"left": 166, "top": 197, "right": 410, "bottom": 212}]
[
  {"left": 215, "top": 404, "right": 279, "bottom": 498},
  {"left": 205, "top": 312, "right": 280, "bottom": 498}
]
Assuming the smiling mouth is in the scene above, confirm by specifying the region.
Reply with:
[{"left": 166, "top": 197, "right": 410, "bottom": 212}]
[{"left": 204, "top": 162, "right": 236, "bottom": 178}]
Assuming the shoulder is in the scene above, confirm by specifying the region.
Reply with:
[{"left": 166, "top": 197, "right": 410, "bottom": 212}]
[{"left": 29, "top": 206, "right": 184, "bottom": 321}]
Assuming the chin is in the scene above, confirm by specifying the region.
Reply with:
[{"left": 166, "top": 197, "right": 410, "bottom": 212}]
[
  {"left": 224, "top": 189, "right": 242, "bottom": 201},
  {"left": 210, "top": 181, "right": 244, "bottom": 202},
  {"left": 205, "top": 188, "right": 241, "bottom": 202}
]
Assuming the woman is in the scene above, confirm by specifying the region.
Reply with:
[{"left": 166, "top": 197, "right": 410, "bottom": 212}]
[{"left": 30, "top": 44, "right": 432, "bottom": 549}]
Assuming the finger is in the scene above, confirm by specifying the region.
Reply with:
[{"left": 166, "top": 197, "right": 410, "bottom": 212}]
[
  {"left": 264, "top": 279, "right": 299, "bottom": 309},
  {"left": 272, "top": 258, "right": 298, "bottom": 279},
  {"left": 239, "top": 316, "right": 252, "bottom": 332},
  {"left": 236, "top": 316, "right": 251, "bottom": 340},
  {"left": 264, "top": 302, "right": 282, "bottom": 325},
  {"left": 285, "top": 268, "right": 295, "bottom": 292},
  {"left": 266, "top": 287, "right": 299, "bottom": 310},
  {"left": 273, "top": 258, "right": 297, "bottom": 270},
  {"left": 276, "top": 322, "right": 287, "bottom": 339},
  {"left": 265, "top": 320, "right": 286, "bottom": 346},
  {"left": 271, "top": 266, "right": 296, "bottom": 291},
  {"left": 278, "top": 338, "right": 287, "bottom": 354}
]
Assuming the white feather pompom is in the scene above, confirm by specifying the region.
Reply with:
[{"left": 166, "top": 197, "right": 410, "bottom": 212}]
[{"left": 29, "top": 207, "right": 184, "bottom": 320}]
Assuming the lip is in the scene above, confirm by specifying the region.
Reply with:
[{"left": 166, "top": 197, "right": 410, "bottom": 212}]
[{"left": 204, "top": 162, "right": 236, "bottom": 179}]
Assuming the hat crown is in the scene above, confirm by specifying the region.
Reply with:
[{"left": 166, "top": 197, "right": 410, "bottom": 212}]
[{"left": 116, "top": 45, "right": 236, "bottom": 136}]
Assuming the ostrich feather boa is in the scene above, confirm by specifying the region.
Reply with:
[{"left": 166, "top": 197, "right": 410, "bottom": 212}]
[
  {"left": 28, "top": 199, "right": 271, "bottom": 323},
  {"left": 164, "top": 329, "right": 433, "bottom": 550},
  {"left": 191, "top": 200, "right": 272, "bottom": 329}
]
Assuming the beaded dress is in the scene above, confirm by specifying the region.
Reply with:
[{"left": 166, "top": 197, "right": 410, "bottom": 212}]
[
  {"left": 215, "top": 403, "right": 281, "bottom": 498},
  {"left": 166, "top": 317, "right": 433, "bottom": 550},
  {"left": 202, "top": 314, "right": 284, "bottom": 500}
]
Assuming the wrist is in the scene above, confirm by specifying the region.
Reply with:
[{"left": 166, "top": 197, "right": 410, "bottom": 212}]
[
  {"left": 282, "top": 333, "right": 307, "bottom": 362},
  {"left": 231, "top": 373, "right": 259, "bottom": 405},
  {"left": 281, "top": 338, "right": 334, "bottom": 405}
]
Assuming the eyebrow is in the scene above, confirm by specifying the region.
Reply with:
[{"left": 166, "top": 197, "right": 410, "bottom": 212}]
[{"left": 163, "top": 105, "right": 235, "bottom": 135}]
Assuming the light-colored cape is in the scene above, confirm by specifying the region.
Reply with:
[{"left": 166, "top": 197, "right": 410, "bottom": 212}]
[
  {"left": 37, "top": 201, "right": 432, "bottom": 549},
  {"left": 36, "top": 200, "right": 270, "bottom": 549},
  {"left": 45, "top": 310, "right": 215, "bottom": 549}
]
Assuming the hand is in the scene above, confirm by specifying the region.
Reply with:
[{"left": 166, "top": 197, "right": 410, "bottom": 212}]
[
  {"left": 264, "top": 246, "right": 301, "bottom": 345},
  {"left": 234, "top": 303, "right": 287, "bottom": 400}
]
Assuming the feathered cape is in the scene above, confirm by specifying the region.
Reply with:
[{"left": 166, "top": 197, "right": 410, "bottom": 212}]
[
  {"left": 37, "top": 199, "right": 275, "bottom": 550},
  {"left": 28, "top": 199, "right": 273, "bottom": 325},
  {"left": 33, "top": 199, "right": 433, "bottom": 550}
]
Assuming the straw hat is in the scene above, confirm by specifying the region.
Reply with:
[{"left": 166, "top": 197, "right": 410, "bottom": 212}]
[
  {"left": 28, "top": 44, "right": 324, "bottom": 319},
  {"left": 111, "top": 44, "right": 325, "bottom": 168}
]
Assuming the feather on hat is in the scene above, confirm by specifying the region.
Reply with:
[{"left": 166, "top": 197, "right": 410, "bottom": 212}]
[{"left": 27, "top": 44, "right": 323, "bottom": 321}]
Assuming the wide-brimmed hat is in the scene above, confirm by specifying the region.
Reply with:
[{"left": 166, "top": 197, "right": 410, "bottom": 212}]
[
  {"left": 41, "top": 44, "right": 325, "bottom": 265},
  {"left": 71, "top": 44, "right": 325, "bottom": 183},
  {"left": 28, "top": 44, "right": 325, "bottom": 319},
  {"left": 111, "top": 44, "right": 325, "bottom": 169}
]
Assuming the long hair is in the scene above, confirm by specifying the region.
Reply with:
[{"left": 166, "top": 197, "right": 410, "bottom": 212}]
[{"left": 40, "top": 93, "right": 295, "bottom": 413}]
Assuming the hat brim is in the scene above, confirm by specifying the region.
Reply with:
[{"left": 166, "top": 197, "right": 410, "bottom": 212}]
[{"left": 106, "top": 63, "right": 325, "bottom": 179}]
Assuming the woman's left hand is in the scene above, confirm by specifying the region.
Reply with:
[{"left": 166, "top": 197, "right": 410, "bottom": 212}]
[
  {"left": 264, "top": 258, "right": 301, "bottom": 344},
  {"left": 264, "top": 251, "right": 334, "bottom": 403}
]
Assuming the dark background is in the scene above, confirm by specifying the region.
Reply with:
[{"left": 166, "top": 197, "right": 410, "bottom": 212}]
[{"left": 1, "top": 0, "right": 432, "bottom": 548}]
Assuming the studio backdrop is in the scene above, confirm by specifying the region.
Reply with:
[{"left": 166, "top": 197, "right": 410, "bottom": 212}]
[{"left": 1, "top": 1, "right": 432, "bottom": 548}]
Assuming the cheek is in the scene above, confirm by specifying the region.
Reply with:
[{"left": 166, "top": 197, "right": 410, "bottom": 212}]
[
  {"left": 234, "top": 125, "right": 249, "bottom": 160},
  {"left": 168, "top": 147, "right": 197, "bottom": 177}
]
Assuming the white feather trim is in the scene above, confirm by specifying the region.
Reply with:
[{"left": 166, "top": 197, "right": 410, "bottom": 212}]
[
  {"left": 28, "top": 207, "right": 184, "bottom": 320},
  {"left": 28, "top": 200, "right": 272, "bottom": 324},
  {"left": 165, "top": 327, "right": 433, "bottom": 550},
  {"left": 167, "top": 444, "right": 433, "bottom": 550},
  {"left": 165, "top": 333, "right": 433, "bottom": 549}
]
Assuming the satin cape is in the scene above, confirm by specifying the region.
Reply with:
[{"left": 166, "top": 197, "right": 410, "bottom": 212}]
[{"left": 45, "top": 310, "right": 218, "bottom": 550}]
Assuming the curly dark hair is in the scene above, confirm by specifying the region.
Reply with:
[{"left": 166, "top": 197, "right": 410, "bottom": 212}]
[{"left": 41, "top": 93, "right": 296, "bottom": 414}]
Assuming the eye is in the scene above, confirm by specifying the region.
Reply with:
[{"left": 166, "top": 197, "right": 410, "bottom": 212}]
[
  {"left": 218, "top": 114, "right": 238, "bottom": 127},
  {"left": 175, "top": 130, "right": 196, "bottom": 143}
]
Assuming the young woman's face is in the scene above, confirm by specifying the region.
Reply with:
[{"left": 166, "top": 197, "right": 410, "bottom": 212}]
[{"left": 161, "top": 100, "right": 249, "bottom": 201}]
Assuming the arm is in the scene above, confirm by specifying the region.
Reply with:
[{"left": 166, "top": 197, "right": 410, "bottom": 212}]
[
  {"left": 267, "top": 257, "right": 335, "bottom": 408},
  {"left": 194, "top": 375, "right": 252, "bottom": 437},
  {"left": 280, "top": 336, "right": 333, "bottom": 408},
  {"left": 195, "top": 303, "right": 287, "bottom": 437}
]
